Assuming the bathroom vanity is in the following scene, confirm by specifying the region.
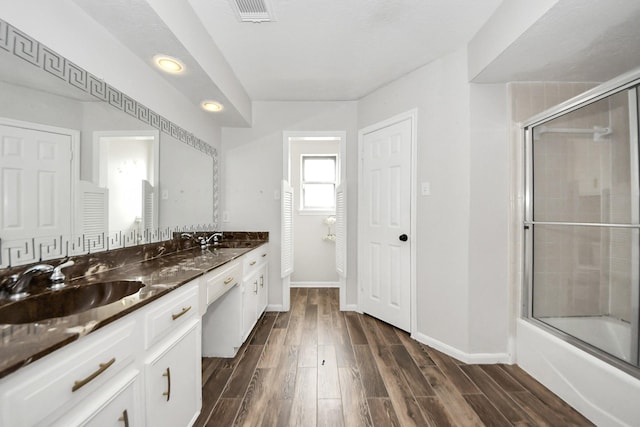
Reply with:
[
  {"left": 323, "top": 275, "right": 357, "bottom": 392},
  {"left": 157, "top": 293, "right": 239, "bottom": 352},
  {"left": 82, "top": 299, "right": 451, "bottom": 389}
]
[{"left": 0, "top": 233, "right": 269, "bottom": 427}]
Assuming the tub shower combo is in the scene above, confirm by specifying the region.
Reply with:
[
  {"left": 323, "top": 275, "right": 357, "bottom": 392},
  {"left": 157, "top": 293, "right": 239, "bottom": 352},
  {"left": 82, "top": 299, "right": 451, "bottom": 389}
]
[{"left": 524, "top": 74, "right": 640, "bottom": 377}]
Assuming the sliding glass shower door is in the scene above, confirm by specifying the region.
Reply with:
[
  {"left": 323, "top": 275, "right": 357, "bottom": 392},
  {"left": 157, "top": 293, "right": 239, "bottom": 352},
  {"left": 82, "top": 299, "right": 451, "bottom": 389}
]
[{"left": 525, "top": 85, "right": 640, "bottom": 371}]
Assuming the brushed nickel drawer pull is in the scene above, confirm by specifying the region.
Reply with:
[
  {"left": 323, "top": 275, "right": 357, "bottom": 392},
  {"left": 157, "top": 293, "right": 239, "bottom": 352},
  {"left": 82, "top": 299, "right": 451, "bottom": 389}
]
[
  {"left": 171, "top": 306, "right": 191, "bottom": 320},
  {"left": 72, "top": 357, "right": 116, "bottom": 392},
  {"left": 249, "top": 261, "right": 256, "bottom": 266},
  {"left": 224, "top": 277, "right": 234, "bottom": 285},
  {"left": 118, "top": 409, "right": 130, "bottom": 427},
  {"left": 162, "top": 367, "right": 171, "bottom": 401}
]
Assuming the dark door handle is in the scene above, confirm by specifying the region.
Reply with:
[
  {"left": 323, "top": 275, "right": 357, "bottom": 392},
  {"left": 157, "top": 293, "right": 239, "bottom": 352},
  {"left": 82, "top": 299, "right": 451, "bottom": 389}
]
[{"left": 399, "top": 234, "right": 408, "bottom": 242}]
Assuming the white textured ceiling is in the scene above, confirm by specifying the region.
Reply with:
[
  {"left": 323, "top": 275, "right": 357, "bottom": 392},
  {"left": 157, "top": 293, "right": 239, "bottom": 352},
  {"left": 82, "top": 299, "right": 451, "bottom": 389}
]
[
  {"left": 189, "top": 0, "right": 503, "bottom": 101},
  {"left": 73, "top": 0, "right": 249, "bottom": 126},
  {"left": 70, "top": 0, "right": 640, "bottom": 126},
  {"left": 472, "top": 0, "right": 640, "bottom": 83}
]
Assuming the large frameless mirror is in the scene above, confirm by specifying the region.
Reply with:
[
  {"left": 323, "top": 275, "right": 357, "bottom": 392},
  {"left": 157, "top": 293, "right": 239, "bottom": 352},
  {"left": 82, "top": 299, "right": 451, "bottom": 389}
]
[{"left": 0, "top": 19, "right": 218, "bottom": 267}]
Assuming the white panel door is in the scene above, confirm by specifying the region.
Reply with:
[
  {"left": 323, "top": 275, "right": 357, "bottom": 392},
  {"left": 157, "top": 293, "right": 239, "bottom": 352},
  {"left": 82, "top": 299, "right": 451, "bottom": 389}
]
[
  {"left": 0, "top": 124, "right": 72, "bottom": 241},
  {"left": 360, "top": 118, "right": 412, "bottom": 331}
]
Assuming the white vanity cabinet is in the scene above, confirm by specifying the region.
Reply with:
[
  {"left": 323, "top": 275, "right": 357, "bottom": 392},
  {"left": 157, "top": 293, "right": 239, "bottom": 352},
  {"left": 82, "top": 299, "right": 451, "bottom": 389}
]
[
  {"left": 0, "top": 318, "right": 140, "bottom": 427},
  {"left": 145, "top": 322, "right": 201, "bottom": 427},
  {"left": 56, "top": 370, "right": 142, "bottom": 427},
  {"left": 143, "top": 282, "right": 201, "bottom": 427},
  {"left": 0, "top": 281, "right": 202, "bottom": 427},
  {"left": 257, "top": 263, "right": 268, "bottom": 316},
  {"left": 201, "top": 260, "right": 243, "bottom": 357},
  {"left": 241, "top": 246, "right": 269, "bottom": 342},
  {"left": 201, "top": 243, "right": 269, "bottom": 357}
]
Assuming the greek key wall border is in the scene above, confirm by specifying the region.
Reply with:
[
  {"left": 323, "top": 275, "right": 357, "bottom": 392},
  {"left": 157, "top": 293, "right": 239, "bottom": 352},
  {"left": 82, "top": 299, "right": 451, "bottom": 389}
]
[{"left": 0, "top": 18, "right": 216, "bottom": 158}]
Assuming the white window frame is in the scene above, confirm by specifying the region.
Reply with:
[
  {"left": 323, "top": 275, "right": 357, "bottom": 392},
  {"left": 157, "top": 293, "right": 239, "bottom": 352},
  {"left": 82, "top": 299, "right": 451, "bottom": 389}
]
[{"left": 299, "top": 154, "right": 337, "bottom": 213}]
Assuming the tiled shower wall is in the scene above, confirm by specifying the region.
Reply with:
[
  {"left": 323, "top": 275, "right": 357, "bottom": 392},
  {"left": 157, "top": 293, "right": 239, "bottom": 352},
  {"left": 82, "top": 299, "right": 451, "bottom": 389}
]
[{"left": 509, "top": 82, "right": 634, "bottom": 322}]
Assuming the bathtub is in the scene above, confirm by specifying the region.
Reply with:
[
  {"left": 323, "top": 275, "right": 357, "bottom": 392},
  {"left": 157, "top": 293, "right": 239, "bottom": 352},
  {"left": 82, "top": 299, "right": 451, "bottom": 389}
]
[
  {"left": 517, "top": 319, "right": 640, "bottom": 427},
  {"left": 540, "top": 315, "right": 632, "bottom": 363}
]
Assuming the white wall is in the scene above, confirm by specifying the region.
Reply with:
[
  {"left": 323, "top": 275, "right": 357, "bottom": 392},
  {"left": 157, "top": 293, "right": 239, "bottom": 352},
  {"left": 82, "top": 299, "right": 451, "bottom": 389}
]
[
  {"left": 357, "top": 48, "right": 510, "bottom": 360},
  {"left": 290, "top": 139, "right": 339, "bottom": 284},
  {"left": 468, "top": 83, "right": 509, "bottom": 355},
  {"left": 221, "top": 101, "right": 358, "bottom": 308}
]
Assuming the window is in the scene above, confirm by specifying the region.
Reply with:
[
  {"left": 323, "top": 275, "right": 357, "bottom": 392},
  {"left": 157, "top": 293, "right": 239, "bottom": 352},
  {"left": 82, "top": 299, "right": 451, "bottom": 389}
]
[{"left": 301, "top": 155, "right": 337, "bottom": 211}]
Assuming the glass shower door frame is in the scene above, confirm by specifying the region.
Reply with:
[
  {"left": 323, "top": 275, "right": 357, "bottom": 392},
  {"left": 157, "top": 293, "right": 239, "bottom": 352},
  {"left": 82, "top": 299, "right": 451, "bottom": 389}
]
[
  {"left": 523, "top": 76, "right": 640, "bottom": 376},
  {"left": 630, "top": 87, "right": 639, "bottom": 366}
]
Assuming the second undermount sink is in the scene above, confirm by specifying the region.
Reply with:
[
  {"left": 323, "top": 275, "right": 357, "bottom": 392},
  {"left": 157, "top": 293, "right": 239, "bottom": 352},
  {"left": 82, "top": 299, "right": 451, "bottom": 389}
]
[{"left": 0, "top": 280, "right": 145, "bottom": 324}]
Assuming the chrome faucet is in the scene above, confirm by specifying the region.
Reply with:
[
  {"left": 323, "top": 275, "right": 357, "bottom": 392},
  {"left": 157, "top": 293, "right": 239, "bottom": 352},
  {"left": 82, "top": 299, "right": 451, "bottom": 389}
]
[
  {"left": 49, "top": 260, "right": 75, "bottom": 290},
  {"left": 197, "top": 232, "right": 223, "bottom": 249},
  {"left": 209, "top": 232, "right": 223, "bottom": 246},
  {"left": 1, "top": 264, "right": 54, "bottom": 300}
]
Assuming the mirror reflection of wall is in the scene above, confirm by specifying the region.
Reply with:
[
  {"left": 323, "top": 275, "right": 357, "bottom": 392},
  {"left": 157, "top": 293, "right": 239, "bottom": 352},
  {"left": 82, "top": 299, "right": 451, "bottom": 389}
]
[
  {"left": 0, "top": 20, "right": 218, "bottom": 266},
  {"left": 97, "top": 134, "right": 159, "bottom": 238}
]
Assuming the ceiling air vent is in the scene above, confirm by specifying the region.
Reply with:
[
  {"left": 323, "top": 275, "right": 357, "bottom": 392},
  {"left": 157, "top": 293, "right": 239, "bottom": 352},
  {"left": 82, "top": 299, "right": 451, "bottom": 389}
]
[{"left": 229, "top": 0, "right": 276, "bottom": 23}]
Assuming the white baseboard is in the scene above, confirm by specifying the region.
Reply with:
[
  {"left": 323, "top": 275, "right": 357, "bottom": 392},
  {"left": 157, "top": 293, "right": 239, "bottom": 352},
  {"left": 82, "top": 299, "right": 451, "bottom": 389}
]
[
  {"left": 291, "top": 281, "right": 340, "bottom": 288},
  {"left": 266, "top": 304, "right": 284, "bottom": 312},
  {"left": 340, "top": 303, "right": 358, "bottom": 312},
  {"left": 412, "top": 331, "right": 511, "bottom": 364}
]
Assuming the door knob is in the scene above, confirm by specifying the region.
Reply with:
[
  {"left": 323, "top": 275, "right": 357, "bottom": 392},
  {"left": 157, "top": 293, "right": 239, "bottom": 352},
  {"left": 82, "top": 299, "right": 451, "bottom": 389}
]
[{"left": 399, "top": 234, "right": 408, "bottom": 242}]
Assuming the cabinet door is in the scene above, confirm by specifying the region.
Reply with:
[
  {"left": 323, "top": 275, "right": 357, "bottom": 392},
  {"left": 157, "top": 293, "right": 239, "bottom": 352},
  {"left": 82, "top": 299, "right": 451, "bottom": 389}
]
[
  {"left": 78, "top": 373, "right": 141, "bottom": 427},
  {"left": 145, "top": 322, "right": 201, "bottom": 427},
  {"left": 51, "top": 370, "right": 142, "bottom": 427},
  {"left": 242, "top": 274, "right": 259, "bottom": 341},
  {"left": 257, "top": 265, "right": 268, "bottom": 316}
]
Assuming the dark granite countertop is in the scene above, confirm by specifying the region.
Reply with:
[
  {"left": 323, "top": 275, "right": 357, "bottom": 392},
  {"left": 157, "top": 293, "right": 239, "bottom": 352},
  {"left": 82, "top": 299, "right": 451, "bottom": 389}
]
[{"left": 0, "top": 240, "right": 267, "bottom": 380}]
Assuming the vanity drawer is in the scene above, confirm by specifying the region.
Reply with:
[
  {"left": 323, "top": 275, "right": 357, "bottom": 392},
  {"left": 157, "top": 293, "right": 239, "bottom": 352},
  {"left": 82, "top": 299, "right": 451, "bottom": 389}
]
[
  {"left": 205, "top": 261, "right": 241, "bottom": 306},
  {"left": 0, "top": 319, "right": 137, "bottom": 427},
  {"left": 145, "top": 283, "right": 199, "bottom": 349},
  {"left": 243, "top": 245, "right": 268, "bottom": 277}
]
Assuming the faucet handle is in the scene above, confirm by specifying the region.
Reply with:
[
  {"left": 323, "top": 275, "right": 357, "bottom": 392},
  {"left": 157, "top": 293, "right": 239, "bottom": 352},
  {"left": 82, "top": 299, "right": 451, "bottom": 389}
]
[
  {"left": 50, "top": 260, "right": 75, "bottom": 289},
  {"left": 0, "top": 274, "right": 19, "bottom": 292}
]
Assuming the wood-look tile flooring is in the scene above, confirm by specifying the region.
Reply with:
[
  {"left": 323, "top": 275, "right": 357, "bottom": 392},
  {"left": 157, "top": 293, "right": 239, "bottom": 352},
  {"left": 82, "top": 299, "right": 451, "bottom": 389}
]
[{"left": 195, "top": 288, "right": 593, "bottom": 426}]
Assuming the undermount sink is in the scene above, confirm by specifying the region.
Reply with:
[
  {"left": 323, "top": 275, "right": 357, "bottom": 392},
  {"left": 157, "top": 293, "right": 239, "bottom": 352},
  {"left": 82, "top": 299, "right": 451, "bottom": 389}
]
[{"left": 0, "top": 280, "right": 145, "bottom": 324}]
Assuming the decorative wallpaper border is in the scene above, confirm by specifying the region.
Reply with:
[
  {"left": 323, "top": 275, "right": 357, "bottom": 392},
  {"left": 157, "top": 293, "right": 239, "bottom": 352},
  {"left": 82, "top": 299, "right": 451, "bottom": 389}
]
[{"left": 0, "top": 18, "right": 216, "bottom": 158}]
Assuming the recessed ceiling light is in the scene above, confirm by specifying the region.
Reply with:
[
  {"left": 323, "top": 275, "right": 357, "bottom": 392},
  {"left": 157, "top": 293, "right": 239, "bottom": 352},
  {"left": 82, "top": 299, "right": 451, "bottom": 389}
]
[
  {"left": 202, "top": 101, "right": 224, "bottom": 112},
  {"left": 154, "top": 55, "right": 184, "bottom": 73}
]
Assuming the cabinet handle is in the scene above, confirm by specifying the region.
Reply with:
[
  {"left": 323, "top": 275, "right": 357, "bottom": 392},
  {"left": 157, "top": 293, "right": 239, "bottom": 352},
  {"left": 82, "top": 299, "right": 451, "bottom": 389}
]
[
  {"left": 224, "top": 277, "right": 234, "bottom": 285},
  {"left": 254, "top": 280, "right": 258, "bottom": 294},
  {"left": 72, "top": 357, "right": 116, "bottom": 392},
  {"left": 118, "top": 409, "right": 130, "bottom": 427},
  {"left": 162, "top": 367, "right": 171, "bottom": 401},
  {"left": 249, "top": 261, "right": 256, "bottom": 266},
  {"left": 261, "top": 253, "right": 267, "bottom": 257},
  {"left": 171, "top": 306, "right": 191, "bottom": 320},
  {"left": 260, "top": 275, "right": 264, "bottom": 288}
]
